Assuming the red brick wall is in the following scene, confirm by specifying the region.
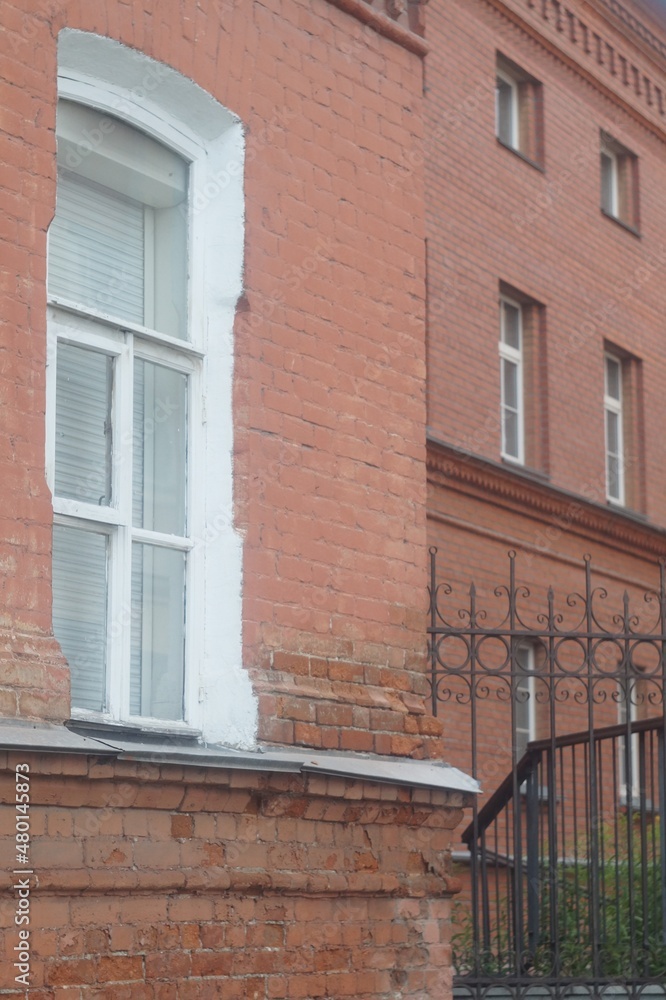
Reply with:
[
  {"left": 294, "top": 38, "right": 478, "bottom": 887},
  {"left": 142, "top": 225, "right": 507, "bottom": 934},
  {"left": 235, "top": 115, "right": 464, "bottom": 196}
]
[
  {"left": 0, "top": 0, "right": 434, "bottom": 747},
  {"left": 234, "top": 1, "right": 431, "bottom": 748},
  {"left": 428, "top": 448, "right": 665, "bottom": 784},
  {"left": 0, "top": 750, "right": 467, "bottom": 997}
]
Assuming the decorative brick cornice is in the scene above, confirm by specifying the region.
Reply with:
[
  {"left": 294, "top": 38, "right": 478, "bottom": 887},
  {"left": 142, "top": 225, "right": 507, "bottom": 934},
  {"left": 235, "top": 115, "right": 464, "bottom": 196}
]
[
  {"left": 593, "top": 0, "right": 666, "bottom": 62},
  {"left": 524, "top": 0, "right": 666, "bottom": 112},
  {"left": 483, "top": 0, "right": 666, "bottom": 142},
  {"left": 427, "top": 436, "right": 666, "bottom": 560},
  {"left": 324, "top": 0, "right": 429, "bottom": 54}
]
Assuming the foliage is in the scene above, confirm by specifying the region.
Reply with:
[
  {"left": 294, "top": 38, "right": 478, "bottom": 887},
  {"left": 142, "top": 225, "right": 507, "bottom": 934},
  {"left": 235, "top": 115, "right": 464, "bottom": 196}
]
[{"left": 452, "top": 827, "right": 666, "bottom": 981}]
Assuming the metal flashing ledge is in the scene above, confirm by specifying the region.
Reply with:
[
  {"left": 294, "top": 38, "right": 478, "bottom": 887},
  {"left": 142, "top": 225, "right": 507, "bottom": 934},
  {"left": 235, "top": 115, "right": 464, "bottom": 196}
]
[
  {"left": 0, "top": 720, "right": 478, "bottom": 796},
  {"left": 0, "top": 720, "right": 118, "bottom": 755}
]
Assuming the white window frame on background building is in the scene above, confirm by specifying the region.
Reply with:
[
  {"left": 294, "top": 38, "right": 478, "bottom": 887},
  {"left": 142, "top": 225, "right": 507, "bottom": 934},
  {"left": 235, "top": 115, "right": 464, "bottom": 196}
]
[
  {"left": 46, "top": 30, "right": 255, "bottom": 746},
  {"left": 600, "top": 143, "right": 619, "bottom": 218},
  {"left": 604, "top": 352, "right": 624, "bottom": 505},
  {"left": 514, "top": 644, "right": 536, "bottom": 762},
  {"left": 496, "top": 67, "right": 519, "bottom": 149},
  {"left": 499, "top": 296, "right": 524, "bottom": 464},
  {"left": 618, "top": 678, "right": 640, "bottom": 804}
]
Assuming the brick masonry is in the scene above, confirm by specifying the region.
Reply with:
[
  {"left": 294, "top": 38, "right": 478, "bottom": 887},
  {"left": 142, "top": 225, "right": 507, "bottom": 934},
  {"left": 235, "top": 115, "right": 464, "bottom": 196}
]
[
  {"left": 0, "top": 0, "right": 436, "bottom": 754},
  {"left": 0, "top": 0, "right": 465, "bottom": 995},
  {"left": 0, "top": 751, "right": 470, "bottom": 997}
]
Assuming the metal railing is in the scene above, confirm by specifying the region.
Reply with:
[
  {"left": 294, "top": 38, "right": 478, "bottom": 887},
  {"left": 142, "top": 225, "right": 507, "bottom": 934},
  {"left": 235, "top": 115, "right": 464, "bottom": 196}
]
[{"left": 427, "top": 549, "right": 666, "bottom": 998}]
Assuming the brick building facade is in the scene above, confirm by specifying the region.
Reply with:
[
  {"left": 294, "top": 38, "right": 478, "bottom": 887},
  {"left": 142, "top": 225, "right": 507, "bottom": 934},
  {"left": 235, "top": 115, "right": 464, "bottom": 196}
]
[
  {"left": 425, "top": 0, "right": 666, "bottom": 789},
  {"left": 3, "top": 0, "right": 666, "bottom": 995},
  {"left": 0, "top": 1, "right": 475, "bottom": 997}
]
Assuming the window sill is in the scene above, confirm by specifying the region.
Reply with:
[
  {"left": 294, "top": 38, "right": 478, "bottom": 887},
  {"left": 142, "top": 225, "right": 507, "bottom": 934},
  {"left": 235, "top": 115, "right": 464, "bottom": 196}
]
[
  {"left": 619, "top": 791, "right": 656, "bottom": 813},
  {"left": 67, "top": 715, "right": 202, "bottom": 744},
  {"left": 500, "top": 455, "right": 550, "bottom": 484},
  {"left": 520, "top": 784, "right": 555, "bottom": 802},
  {"left": 607, "top": 498, "right": 647, "bottom": 521},
  {"left": 600, "top": 209, "right": 640, "bottom": 238},
  {"left": 496, "top": 137, "right": 544, "bottom": 173}
]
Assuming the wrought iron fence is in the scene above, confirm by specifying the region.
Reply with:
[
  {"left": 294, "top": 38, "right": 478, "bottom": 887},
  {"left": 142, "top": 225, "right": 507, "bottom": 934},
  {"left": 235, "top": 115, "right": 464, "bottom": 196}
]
[{"left": 427, "top": 548, "right": 666, "bottom": 998}]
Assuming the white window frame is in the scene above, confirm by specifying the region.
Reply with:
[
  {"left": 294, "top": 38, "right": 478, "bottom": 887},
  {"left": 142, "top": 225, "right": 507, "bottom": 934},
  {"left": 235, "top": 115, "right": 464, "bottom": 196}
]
[
  {"left": 499, "top": 296, "right": 524, "bottom": 465},
  {"left": 514, "top": 644, "right": 536, "bottom": 761},
  {"left": 604, "top": 352, "right": 625, "bottom": 505},
  {"left": 618, "top": 678, "right": 640, "bottom": 805},
  {"left": 601, "top": 145, "right": 620, "bottom": 218},
  {"left": 47, "top": 30, "right": 255, "bottom": 746},
  {"left": 496, "top": 68, "right": 519, "bottom": 150}
]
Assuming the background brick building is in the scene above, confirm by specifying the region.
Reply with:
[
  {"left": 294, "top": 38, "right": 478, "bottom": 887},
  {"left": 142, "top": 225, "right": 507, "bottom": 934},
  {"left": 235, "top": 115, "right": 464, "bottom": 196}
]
[{"left": 425, "top": 0, "right": 666, "bottom": 784}]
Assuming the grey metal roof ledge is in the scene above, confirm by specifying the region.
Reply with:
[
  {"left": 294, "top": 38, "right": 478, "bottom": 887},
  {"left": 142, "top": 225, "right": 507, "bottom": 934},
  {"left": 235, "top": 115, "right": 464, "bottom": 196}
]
[{"left": 0, "top": 719, "right": 478, "bottom": 795}]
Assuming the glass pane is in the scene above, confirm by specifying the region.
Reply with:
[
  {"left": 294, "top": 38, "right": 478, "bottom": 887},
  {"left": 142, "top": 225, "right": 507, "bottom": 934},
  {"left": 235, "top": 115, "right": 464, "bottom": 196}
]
[
  {"left": 53, "top": 102, "right": 189, "bottom": 339},
  {"left": 496, "top": 78, "right": 514, "bottom": 145},
  {"left": 502, "top": 357, "right": 519, "bottom": 410},
  {"left": 503, "top": 407, "right": 519, "bottom": 459},
  {"left": 55, "top": 343, "right": 112, "bottom": 504},
  {"left": 514, "top": 646, "right": 533, "bottom": 758},
  {"left": 132, "top": 361, "right": 188, "bottom": 535},
  {"left": 607, "top": 453, "right": 620, "bottom": 500},
  {"left": 52, "top": 525, "right": 107, "bottom": 712},
  {"left": 601, "top": 152, "right": 615, "bottom": 214},
  {"left": 606, "top": 356, "right": 621, "bottom": 400},
  {"left": 49, "top": 172, "right": 146, "bottom": 324},
  {"left": 130, "top": 544, "right": 186, "bottom": 721},
  {"left": 502, "top": 302, "right": 521, "bottom": 350},
  {"left": 606, "top": 409, "right": 619, "bottom": 454}
]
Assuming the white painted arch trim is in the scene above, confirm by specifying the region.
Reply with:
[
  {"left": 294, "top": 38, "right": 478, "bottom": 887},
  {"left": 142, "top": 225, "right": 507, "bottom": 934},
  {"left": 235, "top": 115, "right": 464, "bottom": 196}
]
[{"left": 55, "top": 29, "right": 256, "bottom": 748}]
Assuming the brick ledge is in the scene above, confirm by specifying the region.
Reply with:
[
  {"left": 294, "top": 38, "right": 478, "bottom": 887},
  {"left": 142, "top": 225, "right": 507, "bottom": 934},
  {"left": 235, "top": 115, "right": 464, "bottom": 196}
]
[{"left": 324, "top": 0, "right": 429, "bottom": 55}]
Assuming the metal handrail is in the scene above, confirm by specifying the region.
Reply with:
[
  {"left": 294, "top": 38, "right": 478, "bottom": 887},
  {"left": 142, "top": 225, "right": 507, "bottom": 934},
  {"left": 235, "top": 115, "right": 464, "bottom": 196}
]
[{"left": 463, "top": 716, "right": 665, "bottom": 846}]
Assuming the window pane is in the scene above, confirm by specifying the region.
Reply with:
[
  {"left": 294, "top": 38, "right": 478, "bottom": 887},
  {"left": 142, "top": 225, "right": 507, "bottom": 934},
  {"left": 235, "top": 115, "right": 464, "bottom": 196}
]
[
  {"left": 606, "top": 409, "right": 619, "bottom": 454},
  {"left": 502, "top": 302, "right": 521, "bottom": 350},
  {"left": 55, "top": 343, "right": 112, "bottom": 504},
  {"left": 496, "top": 77, "right": 514, "bottom": 146},
  {"left": 606, "top": 356, "right": 621, "bottom": 400},
  {"left": 503, "top": 407, "right": 519, "bottom": 459},
  {"left": 601, "top": 152, "right": 615, "bottom": 214},
  {"left": 52, "top": 525, "right": 108, "bottom": 712},
  {"left": 53, "top": 102, "right": 189, "bottom": 339},
  {"left": 502, "top": 357, "right": 519, "bottom": 410},
  {"left": 130, "top": 544, "right": 186, "bottom": 721},
  {"left": 49, "top": 172, "right": 146, "bottom": 324},
  {"left": 607, "top": 453, "right": 621, "bottom": 500},
  {"left": 133, "top": 361, "right": 188, "bottom": 536},
  {"left": 514, "top": 646, "right": 534, "bottom": 758}
]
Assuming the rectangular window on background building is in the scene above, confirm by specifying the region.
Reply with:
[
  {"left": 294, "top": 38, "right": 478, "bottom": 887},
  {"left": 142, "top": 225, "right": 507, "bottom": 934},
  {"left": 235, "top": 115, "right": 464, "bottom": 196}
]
[
  {"left": 600, "top": 131, "right": 639, "bottom": 232},
  {"left": 495, "top": 54, "right": 544, "bottom": 167}
]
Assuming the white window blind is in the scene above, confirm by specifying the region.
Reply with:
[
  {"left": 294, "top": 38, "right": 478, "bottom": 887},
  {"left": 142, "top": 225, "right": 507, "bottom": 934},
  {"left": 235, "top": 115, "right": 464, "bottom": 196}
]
[
  {"left": 55, "top": 343, "right": 113, "bottom": 505},
  {"left": 49, "top": 171, "right": 146, "bottom": 324},
  {"left": 52, "top": 525, "right": 108, "bottom": 713}
]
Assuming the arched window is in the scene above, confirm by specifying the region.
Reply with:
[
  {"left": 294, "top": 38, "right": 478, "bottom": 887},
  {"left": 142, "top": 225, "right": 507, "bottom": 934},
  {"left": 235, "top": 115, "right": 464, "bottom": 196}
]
[{"left": 47, "top": 31, "right": 254, "bottom": 745}]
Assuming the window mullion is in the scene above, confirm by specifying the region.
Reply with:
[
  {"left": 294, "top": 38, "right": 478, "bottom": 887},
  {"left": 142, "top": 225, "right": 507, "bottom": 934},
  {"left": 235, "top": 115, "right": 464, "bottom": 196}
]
[
  {"left": 183, "top": 361, "right": 201, "bottom": 730},
  {"left": 108, "top": 335, "right": 134, "bottom": 720}
]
